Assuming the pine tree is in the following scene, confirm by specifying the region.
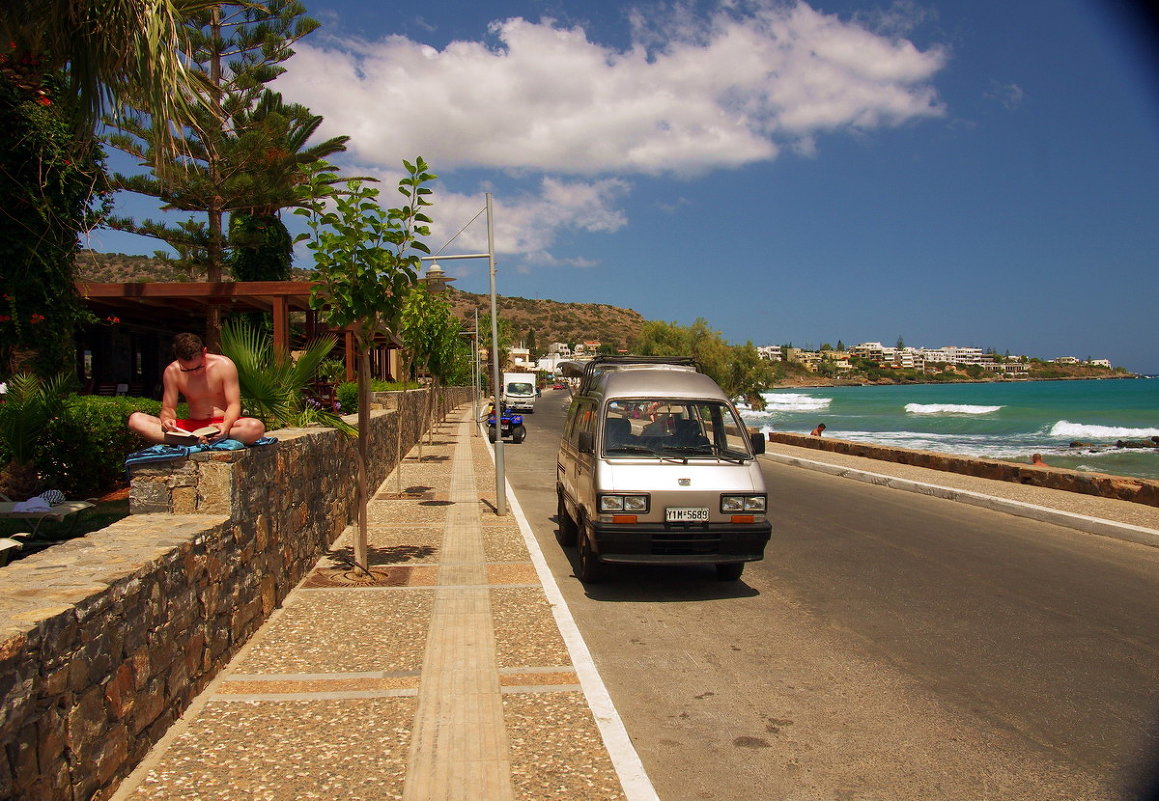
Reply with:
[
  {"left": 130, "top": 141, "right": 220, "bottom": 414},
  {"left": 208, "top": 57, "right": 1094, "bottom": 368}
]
[{"left": 103, "top": 1, "right": 339, "bottom": 347}]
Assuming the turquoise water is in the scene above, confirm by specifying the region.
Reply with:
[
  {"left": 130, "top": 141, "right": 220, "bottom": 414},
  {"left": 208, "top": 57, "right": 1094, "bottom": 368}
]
[{"left": 739, "top": 378, "right": 1159, "bottom": 480}]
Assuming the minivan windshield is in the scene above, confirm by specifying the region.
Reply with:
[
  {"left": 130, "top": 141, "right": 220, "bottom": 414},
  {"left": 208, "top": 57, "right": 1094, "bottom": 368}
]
[{"left": 603, "top": 399, "right": 753, "bottom": 460}]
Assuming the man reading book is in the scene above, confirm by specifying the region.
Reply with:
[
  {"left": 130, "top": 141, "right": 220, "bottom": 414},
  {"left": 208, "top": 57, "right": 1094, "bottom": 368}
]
[{"left": 128, "top": 333, "right": 266, "bottom": 445}]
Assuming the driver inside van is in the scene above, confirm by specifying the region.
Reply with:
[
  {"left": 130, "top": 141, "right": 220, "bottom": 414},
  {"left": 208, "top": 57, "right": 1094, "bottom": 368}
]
[{"left": 642, "top": 405, "right": 684, "bottom": 437}]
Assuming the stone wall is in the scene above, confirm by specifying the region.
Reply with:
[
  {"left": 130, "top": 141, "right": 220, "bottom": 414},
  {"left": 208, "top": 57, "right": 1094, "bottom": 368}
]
[
  {"left": 0, "top": 387, "right": 475, "bottom": 801},
  {"left": 767, "top": 432, "right": 1159, "bottom": 507}
]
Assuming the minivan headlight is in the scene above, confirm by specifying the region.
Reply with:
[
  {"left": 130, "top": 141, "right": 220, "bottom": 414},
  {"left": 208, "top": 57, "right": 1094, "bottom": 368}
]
[
  {"left": 600, "top": 494, "right": 649, "bottom": 513},
  {"left": 721, "top": 494, "right": 766, "bottom": 513}
]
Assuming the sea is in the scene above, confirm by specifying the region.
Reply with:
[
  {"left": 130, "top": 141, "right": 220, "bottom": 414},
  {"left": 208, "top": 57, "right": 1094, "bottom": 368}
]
[{"left": 739, "top": 378, "right": 1159, "bottom": 481}]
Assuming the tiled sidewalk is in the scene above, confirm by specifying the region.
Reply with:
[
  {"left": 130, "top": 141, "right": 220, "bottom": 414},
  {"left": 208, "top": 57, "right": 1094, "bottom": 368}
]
[{"left": 111, "top": 407, "right": 637, "bottom": 801}]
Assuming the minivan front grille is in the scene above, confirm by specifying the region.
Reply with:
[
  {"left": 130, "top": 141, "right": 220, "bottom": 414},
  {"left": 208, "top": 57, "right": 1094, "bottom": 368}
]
[{"left": 652, "top": 531, "right": 722, "bottom": 556}]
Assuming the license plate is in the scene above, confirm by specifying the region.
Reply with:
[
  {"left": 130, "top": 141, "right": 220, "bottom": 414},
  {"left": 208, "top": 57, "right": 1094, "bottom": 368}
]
[{"left": 666, "top": 507, "right": 709, "bottom": 522}]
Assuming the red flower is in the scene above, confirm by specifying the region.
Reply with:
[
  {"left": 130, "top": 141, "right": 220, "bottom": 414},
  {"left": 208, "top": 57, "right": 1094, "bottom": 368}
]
[
  {"left": 0, "top": 315, "right": 10, "bottom": 322},
  {"left": 29, "top": 313, "right": 45, "bottom": 323},
  {"left": 105, "top": 315, "right": 120, "bottom": 324},
  {"left": 35, "top": 96, "right": 51, "bottom": 106}
]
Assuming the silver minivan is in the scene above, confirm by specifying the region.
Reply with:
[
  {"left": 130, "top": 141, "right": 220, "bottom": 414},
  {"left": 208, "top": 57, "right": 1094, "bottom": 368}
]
[{"left": 556, "top": 356, "right": 771, "bottom": 582}]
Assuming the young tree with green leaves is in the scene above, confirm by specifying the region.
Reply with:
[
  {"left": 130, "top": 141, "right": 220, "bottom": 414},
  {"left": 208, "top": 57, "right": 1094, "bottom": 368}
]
[
  {"left": 296, "top": 158, "right": 436, "bottom": 574},
  {"left": 400, "top": 286, "right": 472, "bottom": 464}
]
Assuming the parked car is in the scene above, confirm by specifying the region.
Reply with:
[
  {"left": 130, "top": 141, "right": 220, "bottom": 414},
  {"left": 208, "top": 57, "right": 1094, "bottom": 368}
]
[{"left": 556, "top": 356, "right": 770, "bottom": 582}]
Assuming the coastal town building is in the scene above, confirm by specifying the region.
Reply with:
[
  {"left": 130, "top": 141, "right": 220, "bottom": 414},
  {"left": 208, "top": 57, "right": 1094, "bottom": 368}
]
[
  {"left": 762, "top": 340, "right": 1114, "bottom": 373},
  {"left": 756, "top": 345, "right": 783, "bottom": 362},
  {"left": 509, "top": 344, "right": 533, "bottom": 370}
]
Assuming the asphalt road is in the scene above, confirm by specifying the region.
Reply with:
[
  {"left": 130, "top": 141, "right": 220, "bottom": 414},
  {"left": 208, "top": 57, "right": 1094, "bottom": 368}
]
[{"left": 503, "top": 388, "right": 1159, "bottom": 801}]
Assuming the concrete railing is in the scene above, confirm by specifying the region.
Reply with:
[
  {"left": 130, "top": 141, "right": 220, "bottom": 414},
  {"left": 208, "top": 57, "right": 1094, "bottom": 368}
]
[
  {"left": 0, "top": 387, "right": 475, "bottom": 801},
  {"left": 766, "top": 431, "right": 1159, "bottom": 507}
]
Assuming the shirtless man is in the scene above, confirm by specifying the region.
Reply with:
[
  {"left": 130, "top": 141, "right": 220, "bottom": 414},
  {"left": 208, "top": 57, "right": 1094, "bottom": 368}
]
[{"left": 128, "top": 333, "right": 266, "bottom": 445}]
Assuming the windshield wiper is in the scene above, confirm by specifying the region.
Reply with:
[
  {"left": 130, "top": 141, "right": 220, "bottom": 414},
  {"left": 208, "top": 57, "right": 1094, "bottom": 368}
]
[
  {"left": 606, "top": 445, "right": 657, "bottom": 455},
  {"left": 661, "top": 444, "right": 748, "bottom": 463}
]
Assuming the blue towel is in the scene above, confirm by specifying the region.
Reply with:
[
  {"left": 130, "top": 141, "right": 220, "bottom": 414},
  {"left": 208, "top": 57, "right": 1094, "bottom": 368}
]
[
  {"left": 124, "top": 444, "right": 193, "bottom": 467},
  {"left": 124, "top": 436, "right": 278, "bottom": 468}
]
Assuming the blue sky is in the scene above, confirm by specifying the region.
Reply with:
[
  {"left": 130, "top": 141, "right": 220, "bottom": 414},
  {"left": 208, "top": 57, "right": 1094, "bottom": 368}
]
[{"left": 91, "top": 0, "right": 1159, "bottom": 373}]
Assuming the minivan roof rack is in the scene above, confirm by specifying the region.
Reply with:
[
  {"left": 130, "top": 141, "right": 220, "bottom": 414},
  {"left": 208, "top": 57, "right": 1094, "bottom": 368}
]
[{"left": 576, "top": 355, "right": 702, "bottom": 395}]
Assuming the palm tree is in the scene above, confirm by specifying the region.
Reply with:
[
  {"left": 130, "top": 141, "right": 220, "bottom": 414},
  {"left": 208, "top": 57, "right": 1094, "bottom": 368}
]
[
  {"left": 1, "top": 0, "right": 220, "bottom": 148},
  {"left": 228, "top": 91, "right": 350, "bottom": 282},
  {"left": 1, "top": 0, "right": 219, "bottom": 373},
  {"left": 0, "top": 373, "right": 73, "bottom": 498},
  {"left": 219, "top": 319, "right": 355, "bottom": 434}
]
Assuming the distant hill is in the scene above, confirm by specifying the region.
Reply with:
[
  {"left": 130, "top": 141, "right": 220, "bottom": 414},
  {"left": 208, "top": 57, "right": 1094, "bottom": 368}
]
[
  {"left": 76, "top": 250, "right": 191, "bottom": 283},
  {"left": 75, "top": 251, "right": 646, "bottom": 350},
  {"left": 442, "top": 287, "right": 644, "bottom": 352}
]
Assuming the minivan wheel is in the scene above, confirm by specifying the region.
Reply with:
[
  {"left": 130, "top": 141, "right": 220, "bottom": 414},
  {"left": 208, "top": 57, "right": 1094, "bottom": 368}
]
[
  {"left": 556, "top": 488, "right": 577, "bottom": 546},
  {"left": 716, "top": 562, "right": 744, "bottom": 581},
  {"left": 576, "top": 521, "right": 605, "bottom": 583}
]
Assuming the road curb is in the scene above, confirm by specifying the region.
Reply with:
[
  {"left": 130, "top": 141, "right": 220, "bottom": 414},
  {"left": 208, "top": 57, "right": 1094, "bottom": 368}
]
[{"left": 762, "top": 452, "right": 1159, "bottom": 550}]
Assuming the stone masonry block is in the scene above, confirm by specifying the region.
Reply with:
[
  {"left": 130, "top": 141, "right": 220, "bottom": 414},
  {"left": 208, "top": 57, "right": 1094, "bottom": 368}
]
[{"left": 171, "top": 486, "right": 196, "bottom": 515}]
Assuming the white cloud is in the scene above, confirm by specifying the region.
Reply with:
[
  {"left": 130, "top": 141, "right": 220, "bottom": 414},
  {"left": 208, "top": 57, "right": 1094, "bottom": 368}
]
[
  {"left": 426, "top": 177, "right": 630, "bottom": 269},
  {"left": 276, "top": 1, "right": 947, "bottom": 177},
  {"left": 985, "top": 80, "right": 1025, "bottom": 110}
]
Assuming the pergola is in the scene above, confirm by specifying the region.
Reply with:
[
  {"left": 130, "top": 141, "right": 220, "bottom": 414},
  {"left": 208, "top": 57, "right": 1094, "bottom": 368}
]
[{"left": 75, "top": 280, "right": 401, "bottom": 390}]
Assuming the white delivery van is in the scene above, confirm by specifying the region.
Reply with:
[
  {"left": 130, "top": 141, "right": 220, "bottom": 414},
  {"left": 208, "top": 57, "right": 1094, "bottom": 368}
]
[
  {"left": 502, "top": 372, "right": 537, "bottom": 413},
  {"left": 556, "top": 356, "right": 770, "bottom": 582}
]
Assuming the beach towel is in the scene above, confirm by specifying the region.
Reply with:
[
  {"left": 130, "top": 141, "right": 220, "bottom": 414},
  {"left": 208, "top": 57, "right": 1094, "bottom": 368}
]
[{"left": 123, "top": 436, "right": 278, "bottom": 469}]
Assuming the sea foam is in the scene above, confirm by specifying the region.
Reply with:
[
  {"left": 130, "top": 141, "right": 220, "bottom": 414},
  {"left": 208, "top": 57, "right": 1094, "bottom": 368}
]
[
  {"left": 1048, "top": 421, "right": 1159, "bottom": 439},
  {"left": 759, "top": 393, "right": 832, "bottom": 413},
  {"left": 905, "top": 403, "right": 1003, "bottom": 415}
]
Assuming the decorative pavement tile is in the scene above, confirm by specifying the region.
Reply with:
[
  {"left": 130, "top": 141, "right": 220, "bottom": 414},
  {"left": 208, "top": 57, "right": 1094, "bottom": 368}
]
[
  {"left": 124, "top": 697, "right": 416, "bottom": 801},
  {"left": 217, "top": 676, "right": 420, "bottom": 695},
  {"left": 504, "top": 692, "right": 628, "bottom": 801},
  {"left": 486, "top": 563, "right": 539, "bottom": 586},
  {"left": 483, "top": 528, "right": 531, "bottom": 562},
  {"left": 490, "top": 587, "right": 571, "bottom": 669},
  {"left": 230, "top": 589, "right": 433, "bottom": 674}
]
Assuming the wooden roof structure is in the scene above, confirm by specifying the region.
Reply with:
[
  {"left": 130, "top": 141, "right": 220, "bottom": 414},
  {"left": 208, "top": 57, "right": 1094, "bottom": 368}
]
[
  {"left": 77, "top": 280, "right": 314, "bottom": 354},
  {"left": 75, "top": 280, "right": 402, "bottom": 384}
]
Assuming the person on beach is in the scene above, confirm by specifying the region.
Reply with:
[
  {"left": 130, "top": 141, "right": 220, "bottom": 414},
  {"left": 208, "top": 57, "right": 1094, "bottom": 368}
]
[
  {"left": 1031, "top": 453, "right": 1048, "bottom": 466},
  {"left": 127, "top": 333, "right": 266, "bottom": 445},
  {"left": 810, "top": 423, "right": 826, "bottom": 437}
]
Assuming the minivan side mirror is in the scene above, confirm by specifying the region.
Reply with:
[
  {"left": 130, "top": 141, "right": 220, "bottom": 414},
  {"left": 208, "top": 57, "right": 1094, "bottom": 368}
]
[
  {"left": 750, "top": 431, "right": 766, "bottom": 455},
  {"left": 578, "top": 431, "right": 595, "bottom": 454}
]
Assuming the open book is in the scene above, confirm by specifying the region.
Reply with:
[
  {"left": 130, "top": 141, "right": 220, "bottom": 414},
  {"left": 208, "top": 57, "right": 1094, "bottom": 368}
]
[{"left": 164, "top": 425, "right": 220, "bottom": 445}]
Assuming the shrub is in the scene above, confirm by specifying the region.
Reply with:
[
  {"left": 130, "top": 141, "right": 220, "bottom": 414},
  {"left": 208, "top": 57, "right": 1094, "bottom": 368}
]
[
  {"left": 336, "top": 380, "right": 418, "bottom": 415},
  {"left": 33, "top": 396, "right": 156, "bottom": 498}
]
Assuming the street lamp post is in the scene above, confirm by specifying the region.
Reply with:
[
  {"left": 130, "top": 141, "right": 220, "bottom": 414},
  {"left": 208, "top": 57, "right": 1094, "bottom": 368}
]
[{"left": 418, "top": 192, "right": 506, "bottom": 515}]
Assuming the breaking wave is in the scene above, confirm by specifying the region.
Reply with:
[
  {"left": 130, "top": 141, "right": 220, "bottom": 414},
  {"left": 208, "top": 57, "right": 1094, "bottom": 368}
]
[
  {"left": 905, "top": 403, "right": 1003, "bottom": 415},
  {"left": 1048, "top": 421, "right": 1159, "bottom": 439},
  {"left": 758, "top": 393, "right": 832, "bottom": 413}
]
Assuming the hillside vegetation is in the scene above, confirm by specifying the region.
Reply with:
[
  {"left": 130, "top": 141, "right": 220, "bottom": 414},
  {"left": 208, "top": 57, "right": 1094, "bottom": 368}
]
[
  {"left": 75, "top": 251, "right": 645, "bottom": 350},
  {"left": 442, "top": 288, "right": 644, "bottom": 352}
]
